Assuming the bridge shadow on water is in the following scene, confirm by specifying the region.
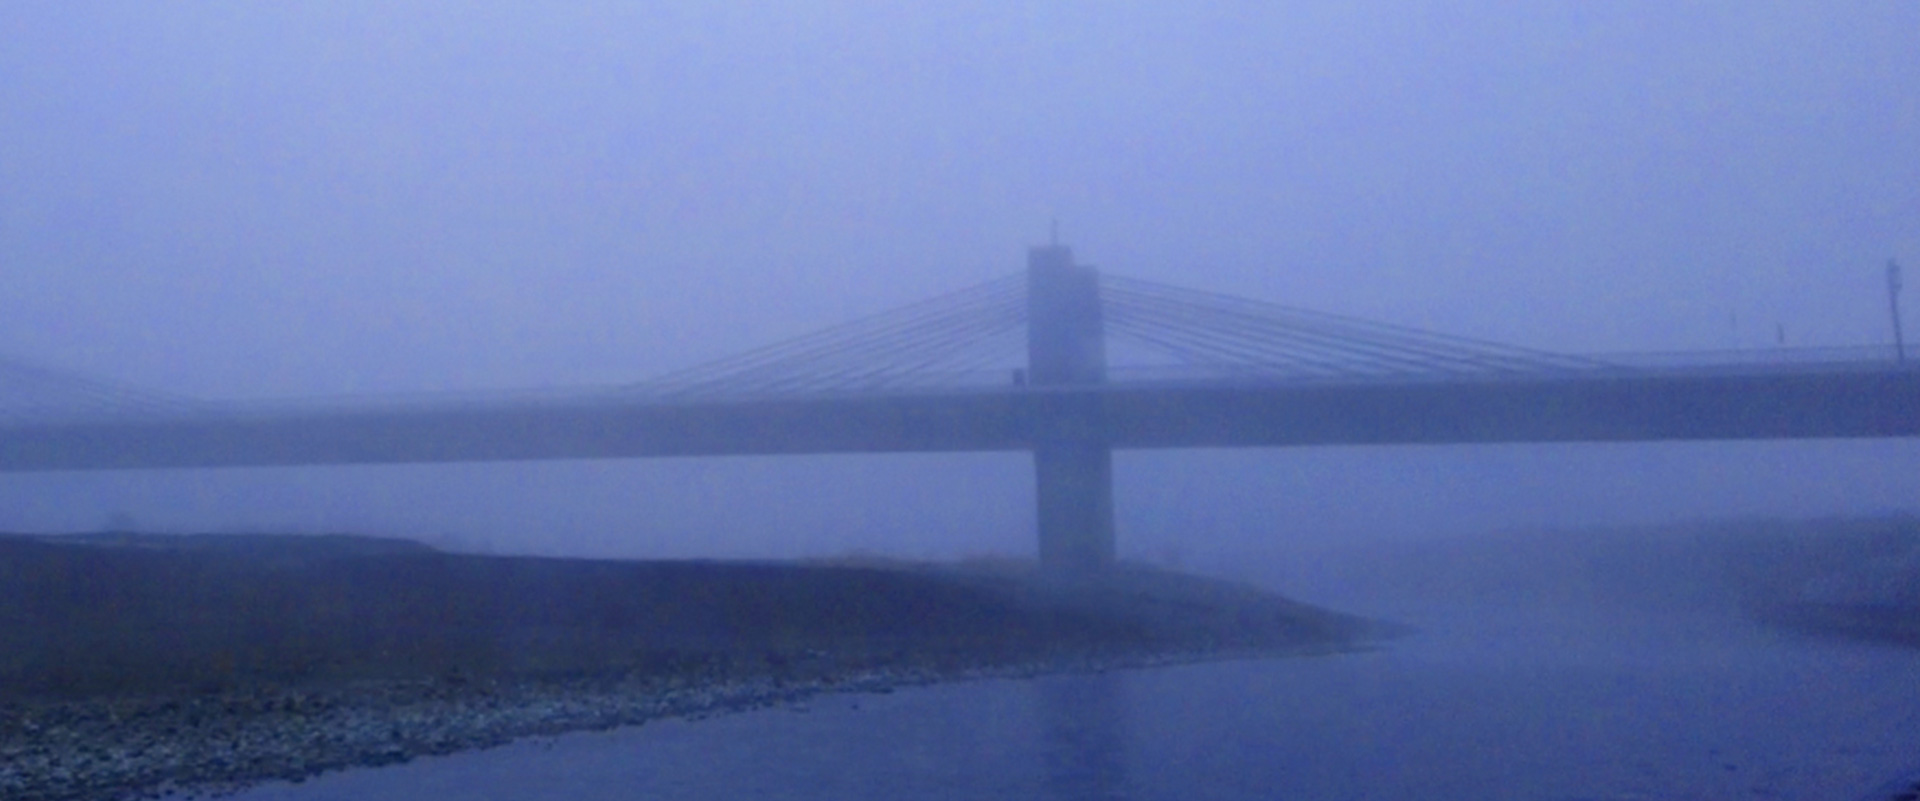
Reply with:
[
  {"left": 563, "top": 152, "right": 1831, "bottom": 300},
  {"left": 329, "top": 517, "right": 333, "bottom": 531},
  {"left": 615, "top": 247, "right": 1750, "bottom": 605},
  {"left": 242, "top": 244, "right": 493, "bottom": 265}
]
[{"left": 1037, "top": 672, "right": 1131, "bottom": 801}]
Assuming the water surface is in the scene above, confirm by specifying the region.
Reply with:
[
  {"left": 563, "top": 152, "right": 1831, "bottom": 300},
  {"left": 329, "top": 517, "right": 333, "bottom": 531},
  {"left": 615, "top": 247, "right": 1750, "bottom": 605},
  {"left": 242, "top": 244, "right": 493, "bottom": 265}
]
[{"left": 227, "top": 598, "right": 1920, "bottom": 800}]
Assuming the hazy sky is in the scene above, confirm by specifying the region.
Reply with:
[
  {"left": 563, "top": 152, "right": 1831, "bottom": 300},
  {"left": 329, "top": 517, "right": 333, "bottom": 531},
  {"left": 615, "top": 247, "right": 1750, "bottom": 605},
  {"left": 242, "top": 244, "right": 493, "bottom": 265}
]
[{"left": 2, "top": 3, "right": 1917, "bottom": 561}]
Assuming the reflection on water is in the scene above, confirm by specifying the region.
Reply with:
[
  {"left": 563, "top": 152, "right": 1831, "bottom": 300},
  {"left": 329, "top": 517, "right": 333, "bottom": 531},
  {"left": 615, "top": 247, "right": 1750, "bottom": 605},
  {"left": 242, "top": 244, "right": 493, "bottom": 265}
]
[
  {"left": 1038, "top": 672, "right": 1129, "bottom": 801},
  {"left": 222, "top": 602, "right": 1920, "bottom": 801}
]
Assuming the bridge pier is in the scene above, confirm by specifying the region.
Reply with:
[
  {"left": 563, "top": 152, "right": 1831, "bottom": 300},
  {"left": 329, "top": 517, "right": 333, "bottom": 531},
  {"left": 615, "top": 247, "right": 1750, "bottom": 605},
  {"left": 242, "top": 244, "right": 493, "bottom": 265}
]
[
  {"left": 1033, "top": 439, "right": 1115, "bottom": 571},
  {"left": 1027, "top": 244, "right": 1115, "bottom": 572}
]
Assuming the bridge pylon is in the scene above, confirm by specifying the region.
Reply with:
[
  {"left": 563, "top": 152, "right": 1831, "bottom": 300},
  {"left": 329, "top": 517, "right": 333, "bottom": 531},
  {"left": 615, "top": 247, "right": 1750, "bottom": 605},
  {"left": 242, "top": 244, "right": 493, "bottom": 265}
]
[{"left": 1026, "top": 244, "right": 1115, "bottom": 572}]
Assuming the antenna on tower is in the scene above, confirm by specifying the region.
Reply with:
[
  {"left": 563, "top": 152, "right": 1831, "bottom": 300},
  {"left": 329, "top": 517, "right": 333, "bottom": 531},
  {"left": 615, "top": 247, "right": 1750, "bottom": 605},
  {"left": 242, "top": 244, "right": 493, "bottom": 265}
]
[{"left": 1890, "top": 259, "right": 1907, "bottom": 363}]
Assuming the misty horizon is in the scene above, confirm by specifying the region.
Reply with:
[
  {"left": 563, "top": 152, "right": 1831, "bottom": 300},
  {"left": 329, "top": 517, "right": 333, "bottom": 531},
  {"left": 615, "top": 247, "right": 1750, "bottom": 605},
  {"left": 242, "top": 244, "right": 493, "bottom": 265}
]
[{"left": 3, "top": 3, "right": 1916, "bottom": 563}]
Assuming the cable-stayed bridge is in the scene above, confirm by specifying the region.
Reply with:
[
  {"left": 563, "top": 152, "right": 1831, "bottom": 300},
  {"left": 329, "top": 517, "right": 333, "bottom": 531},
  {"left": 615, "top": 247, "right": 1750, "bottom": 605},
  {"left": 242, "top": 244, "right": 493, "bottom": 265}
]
[{"left": 3, "top": 244, "right": 1917, "bottom": 569}]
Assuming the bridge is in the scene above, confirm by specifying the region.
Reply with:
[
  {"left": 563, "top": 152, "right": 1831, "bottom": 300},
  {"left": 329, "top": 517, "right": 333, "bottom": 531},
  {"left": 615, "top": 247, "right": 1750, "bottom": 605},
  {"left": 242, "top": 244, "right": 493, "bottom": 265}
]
[{"left": 3, "top": 244, "right": 1917, "bottom": 570}]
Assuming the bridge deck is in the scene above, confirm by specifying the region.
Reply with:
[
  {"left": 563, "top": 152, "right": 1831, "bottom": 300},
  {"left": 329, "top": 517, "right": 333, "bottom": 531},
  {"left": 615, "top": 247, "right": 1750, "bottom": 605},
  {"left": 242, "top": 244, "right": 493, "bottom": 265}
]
[{"left": 2, "top": 362, "right": 1915, "bottom": 472}]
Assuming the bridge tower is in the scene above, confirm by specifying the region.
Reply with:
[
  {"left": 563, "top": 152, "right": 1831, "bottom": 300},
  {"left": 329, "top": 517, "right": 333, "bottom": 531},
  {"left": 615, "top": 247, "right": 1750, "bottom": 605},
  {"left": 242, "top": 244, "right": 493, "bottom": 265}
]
[{"left": 1026, "top": 244, "right": 1116, "bottom": 572}]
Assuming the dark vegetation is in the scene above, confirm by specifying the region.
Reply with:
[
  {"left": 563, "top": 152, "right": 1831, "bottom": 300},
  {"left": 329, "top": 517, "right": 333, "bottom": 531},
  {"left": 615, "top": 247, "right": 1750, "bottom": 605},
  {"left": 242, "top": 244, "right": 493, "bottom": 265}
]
[
  {"left": 1712, "top": 516, "right": 1920, "bottom": 646},
  {"left": 0, "top": 533, "right": 1372, "bottom": 700},
  {"left": 1276, "top": 515, "right": 1920, "bottom": 647}
]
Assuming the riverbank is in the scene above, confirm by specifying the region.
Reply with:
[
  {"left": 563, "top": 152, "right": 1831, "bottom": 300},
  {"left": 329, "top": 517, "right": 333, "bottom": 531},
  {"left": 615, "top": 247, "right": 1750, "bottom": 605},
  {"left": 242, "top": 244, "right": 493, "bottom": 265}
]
[
  {"left": 214, "top": 539, "right": 1920, "bottom": 801},
  {"left": 1232, "top": 514, "right": 1920, "bottom": 651},
  {"left": 0, "top": 533, "right": 1388, "bottom": 801}
]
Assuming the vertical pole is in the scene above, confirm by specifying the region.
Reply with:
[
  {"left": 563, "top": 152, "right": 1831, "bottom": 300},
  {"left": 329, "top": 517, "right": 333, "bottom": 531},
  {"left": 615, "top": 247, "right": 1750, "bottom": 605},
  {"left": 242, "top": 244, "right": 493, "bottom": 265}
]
[
  {"left": 1890, "top": 259, "right": 1906, "bottom": 363},
  {"left": 1027, "top": 244, "right": 1115, "bottom": 572}
]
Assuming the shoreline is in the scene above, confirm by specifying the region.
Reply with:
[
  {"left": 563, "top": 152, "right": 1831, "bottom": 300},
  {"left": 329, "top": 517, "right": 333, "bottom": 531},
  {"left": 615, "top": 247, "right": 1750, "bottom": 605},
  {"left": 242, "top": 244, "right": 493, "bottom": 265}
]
[
  {"left": 1, "top": 639, "right": 1368, "bottom": 801},
  {"left": 0, "top": 533, "right": 1393, "bottom": 801}
]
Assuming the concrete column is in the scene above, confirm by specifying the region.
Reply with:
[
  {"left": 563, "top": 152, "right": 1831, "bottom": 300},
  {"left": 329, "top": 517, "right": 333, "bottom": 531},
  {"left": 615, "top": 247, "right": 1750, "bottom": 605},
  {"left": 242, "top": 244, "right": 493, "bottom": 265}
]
[
  {"left": 1026, "top": 245, "right": 1115, "bottom": 571},
  {"left": 1034, "top": 439, "right": 1115, "bottom": 570}
]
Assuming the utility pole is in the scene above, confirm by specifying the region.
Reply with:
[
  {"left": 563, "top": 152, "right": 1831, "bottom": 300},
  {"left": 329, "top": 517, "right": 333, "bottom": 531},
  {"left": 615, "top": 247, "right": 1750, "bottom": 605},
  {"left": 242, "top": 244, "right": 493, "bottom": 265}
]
[{"left": 1891, "top": 259, "right": 1907, "bottom": 363}]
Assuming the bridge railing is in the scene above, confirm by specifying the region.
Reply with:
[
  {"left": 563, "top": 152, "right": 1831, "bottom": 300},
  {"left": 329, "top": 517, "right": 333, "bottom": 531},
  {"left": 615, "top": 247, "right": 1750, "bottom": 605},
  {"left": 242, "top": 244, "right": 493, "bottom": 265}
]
[
  {"left": 3, "top": 345, "right": 1913, "bottom": 428},
  {"left": 1584, "top": 344, "right": 1904, "bottom": 370},
  {"left": 1102, "top": 345, "right": 1913, "bottom": 386},
  {"left": 611, "top": 346, "right": 1917, "bottom": 400}
]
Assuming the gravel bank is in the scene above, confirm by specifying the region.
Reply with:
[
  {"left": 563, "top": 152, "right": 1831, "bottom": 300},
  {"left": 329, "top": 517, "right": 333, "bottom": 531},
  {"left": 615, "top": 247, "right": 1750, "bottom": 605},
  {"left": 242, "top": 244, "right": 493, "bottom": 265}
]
[
  {"left": 0, "top": 641, "right": 1354, "bottom": 801},
  {"left": 0, "top": 535, "right": 1387, "bottom": 800}
]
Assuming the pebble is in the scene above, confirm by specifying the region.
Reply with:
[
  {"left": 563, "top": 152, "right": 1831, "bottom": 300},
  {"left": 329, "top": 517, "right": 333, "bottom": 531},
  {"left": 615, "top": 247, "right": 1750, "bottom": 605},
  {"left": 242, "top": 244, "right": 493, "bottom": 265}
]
[{"left": 0, "top": 640, "right": 1348, "bottom": 801}]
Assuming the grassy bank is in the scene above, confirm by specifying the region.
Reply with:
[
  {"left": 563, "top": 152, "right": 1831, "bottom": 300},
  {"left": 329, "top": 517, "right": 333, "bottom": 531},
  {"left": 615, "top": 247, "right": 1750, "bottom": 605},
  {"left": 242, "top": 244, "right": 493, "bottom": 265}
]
[
  {"left": 0, "top": 533, "right": 1385, "bottom": 800},
  {"left": 1237, "top": 514, "right": 1920, "bottom": 648},
  {"left": 0, "top": 532, "right": 1380, "bottom": 700}
]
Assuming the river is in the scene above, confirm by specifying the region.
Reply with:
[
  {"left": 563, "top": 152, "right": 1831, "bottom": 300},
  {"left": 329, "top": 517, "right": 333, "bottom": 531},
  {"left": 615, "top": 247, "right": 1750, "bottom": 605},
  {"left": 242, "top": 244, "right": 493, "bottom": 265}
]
[{"left": 224, "top": 574, "right": 1920, "bottom": 800}]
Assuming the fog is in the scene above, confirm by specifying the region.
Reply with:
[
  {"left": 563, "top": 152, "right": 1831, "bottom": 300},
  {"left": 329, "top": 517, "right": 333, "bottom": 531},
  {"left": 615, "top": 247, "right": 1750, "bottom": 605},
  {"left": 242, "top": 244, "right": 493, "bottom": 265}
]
[{"left": 3, "top": 3, "right": 1918, "bottom": 562}]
